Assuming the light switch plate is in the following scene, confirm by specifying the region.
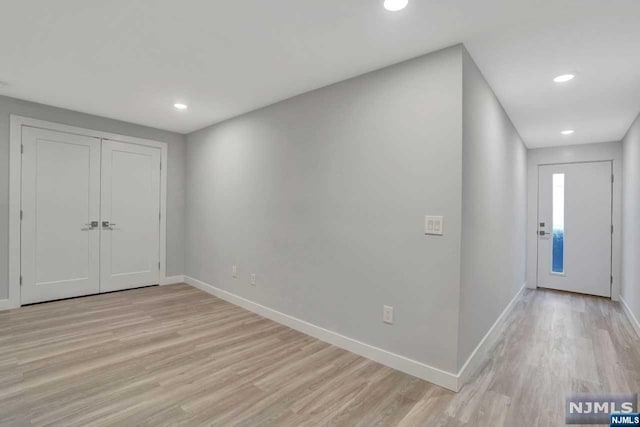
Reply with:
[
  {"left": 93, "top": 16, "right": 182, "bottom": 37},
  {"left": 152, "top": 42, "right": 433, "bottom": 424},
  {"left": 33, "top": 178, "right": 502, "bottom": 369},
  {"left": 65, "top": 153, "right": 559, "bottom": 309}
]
[{"left": 425, "top": 216, "right": 444, "bottom": 235}]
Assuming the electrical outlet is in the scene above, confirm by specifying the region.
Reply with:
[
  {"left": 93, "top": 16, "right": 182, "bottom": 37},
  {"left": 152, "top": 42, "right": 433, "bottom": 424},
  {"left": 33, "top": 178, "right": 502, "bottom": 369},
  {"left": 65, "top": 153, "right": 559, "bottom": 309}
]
[
  {"left": 232, "top": 265, "right": 238, "bottom": 278},
  {"left": 383, "top": 306, "right": 394, "bottom": 324},
  {"left": 250, "top": 273, "right": 256, "bottom": 286}
]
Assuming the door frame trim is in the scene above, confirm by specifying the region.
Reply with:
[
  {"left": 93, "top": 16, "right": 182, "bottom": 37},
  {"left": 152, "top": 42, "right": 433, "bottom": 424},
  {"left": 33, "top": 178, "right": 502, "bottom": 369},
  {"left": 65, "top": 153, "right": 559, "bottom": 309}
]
[
  {"left": 535, "top": 160, "right": 614, "bottom": 298},
  {"left": 8, "top": 115, "right": 169, "bottom": 308}
]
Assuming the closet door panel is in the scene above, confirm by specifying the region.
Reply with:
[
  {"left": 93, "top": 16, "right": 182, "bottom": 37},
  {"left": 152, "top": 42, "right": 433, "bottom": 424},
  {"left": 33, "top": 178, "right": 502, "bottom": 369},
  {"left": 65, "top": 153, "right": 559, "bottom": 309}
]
[
  {"left": 100, "top": 140, "right": 161, "bottom": 292},
  {"left": 20, "top": 127, "right": 101, "bottom": 304}
]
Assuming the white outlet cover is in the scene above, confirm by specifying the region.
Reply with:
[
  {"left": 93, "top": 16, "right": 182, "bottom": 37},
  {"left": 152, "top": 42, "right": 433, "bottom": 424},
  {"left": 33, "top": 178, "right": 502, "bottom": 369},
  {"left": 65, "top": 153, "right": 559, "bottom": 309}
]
[
  {"left": 250, "top": 274, "right": 256, "bottom": 285},
  {"left": 383, "top": 305, "right": 394, "bottom": 324},
  {"left": 232, "top": 265, "right": 238, "bottom": 278}
]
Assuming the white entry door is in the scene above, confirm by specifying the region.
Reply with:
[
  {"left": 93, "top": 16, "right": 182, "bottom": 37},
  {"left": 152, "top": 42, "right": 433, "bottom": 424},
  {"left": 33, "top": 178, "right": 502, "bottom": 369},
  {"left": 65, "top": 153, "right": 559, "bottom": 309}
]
[
  {"left": 536, "top": 162, "right": 612, "bottom": 297},
  {"left": 100, "top": 140, "right": 161, "bottom": 292},
  {"left": 21, "top": 127, "right": 101, "bottom": 304}
]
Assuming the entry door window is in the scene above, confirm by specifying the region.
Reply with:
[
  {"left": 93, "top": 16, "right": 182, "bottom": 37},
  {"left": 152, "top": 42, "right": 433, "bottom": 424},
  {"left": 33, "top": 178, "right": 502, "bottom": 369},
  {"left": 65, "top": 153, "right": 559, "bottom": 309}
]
[{"left": 552, "top": 173, "right": 565, "bottom": 274}]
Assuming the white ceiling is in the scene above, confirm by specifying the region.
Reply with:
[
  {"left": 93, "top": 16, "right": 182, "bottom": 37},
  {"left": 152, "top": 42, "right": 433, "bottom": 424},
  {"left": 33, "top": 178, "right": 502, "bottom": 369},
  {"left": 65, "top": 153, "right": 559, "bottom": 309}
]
[{"left": 0, "top": 0, "right": 638, "bottom": 148}]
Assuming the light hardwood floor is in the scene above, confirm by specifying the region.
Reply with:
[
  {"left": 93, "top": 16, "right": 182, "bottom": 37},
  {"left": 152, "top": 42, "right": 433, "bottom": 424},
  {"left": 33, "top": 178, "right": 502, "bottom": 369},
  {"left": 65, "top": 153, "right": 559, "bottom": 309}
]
[{"left": 1, "top": 284, "right": 639, "bottom": 426}]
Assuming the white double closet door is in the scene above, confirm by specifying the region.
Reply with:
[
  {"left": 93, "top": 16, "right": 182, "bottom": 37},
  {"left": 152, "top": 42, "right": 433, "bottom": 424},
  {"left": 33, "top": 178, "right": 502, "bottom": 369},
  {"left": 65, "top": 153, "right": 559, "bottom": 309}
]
[{"left": 21, "top": 127, "right": 161, "bottom": 305}]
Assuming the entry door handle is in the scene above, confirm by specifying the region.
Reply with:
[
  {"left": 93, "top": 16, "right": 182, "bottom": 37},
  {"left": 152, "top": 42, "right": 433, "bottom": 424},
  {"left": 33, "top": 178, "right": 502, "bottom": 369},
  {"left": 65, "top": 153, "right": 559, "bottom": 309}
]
[
  {"left": 538, "top": 221, "right": 550, "bottom": 238},
  {"left": 102, "top": 221, "right": 118, "bottom": 230}
]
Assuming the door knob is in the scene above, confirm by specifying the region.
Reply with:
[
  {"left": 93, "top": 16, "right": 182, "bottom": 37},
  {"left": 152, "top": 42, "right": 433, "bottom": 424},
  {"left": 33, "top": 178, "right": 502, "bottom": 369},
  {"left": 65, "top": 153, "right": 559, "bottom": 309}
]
[
  {"left": 81, "top": 221, "right": 99, "bottom": 231},
  {"left": 102, "top": 221, "right": 117, "bottom": 230}
]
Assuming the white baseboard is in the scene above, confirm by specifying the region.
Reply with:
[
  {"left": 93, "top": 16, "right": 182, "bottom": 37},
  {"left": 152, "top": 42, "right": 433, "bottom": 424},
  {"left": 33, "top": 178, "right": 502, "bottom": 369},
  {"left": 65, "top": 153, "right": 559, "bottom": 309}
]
[
  {"left": 620, "top": 296, "right": 640, "bottom": 339},
  {"left": 183, "top": 275, "right": 459, "bottom": 392},
  {"left": 161, "top": 275, "right": 185, "bottom": 286},
  {"left": 456, "top": 282, "right": 527, "bottom": 388},
  {"left": 0, "top": 299, "right": 17, "bottom": 311}
]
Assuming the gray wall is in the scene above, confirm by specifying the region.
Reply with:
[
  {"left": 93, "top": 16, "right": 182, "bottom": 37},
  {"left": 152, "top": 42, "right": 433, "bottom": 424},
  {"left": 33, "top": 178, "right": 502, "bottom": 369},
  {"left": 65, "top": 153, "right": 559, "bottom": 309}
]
[
  {"left": 622, "top": 113, "right": 640, "bottom": 323},
  {"left": 185, "top": 46, "right": 464, "bottom": 372},
  {"left": 0, "top": 95, "right": 186, "bottom": 299},
  {"left": 526, "top": 142, "right": 623, "bottom": 299},
  {"left": 457, "top": 50, "right": 528, "bottom": 369}
]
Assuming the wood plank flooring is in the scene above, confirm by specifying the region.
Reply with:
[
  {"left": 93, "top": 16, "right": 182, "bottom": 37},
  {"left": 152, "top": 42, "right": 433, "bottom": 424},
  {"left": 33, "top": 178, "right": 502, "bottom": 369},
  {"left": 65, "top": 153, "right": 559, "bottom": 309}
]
[{"left": 1, "top": 284, "right": 639, "bottom": 426}]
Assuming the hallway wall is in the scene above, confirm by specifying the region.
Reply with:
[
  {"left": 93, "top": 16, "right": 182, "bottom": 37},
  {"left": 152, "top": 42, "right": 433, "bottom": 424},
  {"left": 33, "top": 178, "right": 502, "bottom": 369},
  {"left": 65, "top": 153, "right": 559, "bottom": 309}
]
[
  {"left": 622, "top": 113, "right": 640, "bottom": 328},
  {"left": 457, "top": 49, "right": 527, "bottom": 370}
]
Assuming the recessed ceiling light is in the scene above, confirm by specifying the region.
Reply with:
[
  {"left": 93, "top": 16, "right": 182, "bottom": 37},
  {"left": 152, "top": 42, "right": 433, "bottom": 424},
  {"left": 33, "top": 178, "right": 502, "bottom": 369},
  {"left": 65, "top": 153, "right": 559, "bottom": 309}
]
[
  {"left": 174, "top": 103, "right": 188, "bottom": 110},
  {"left": 554, "top": 74, "right": 575, "bottom": 83},
  {"left": 561, "top": 130, "right": 575, "bottom": 135},
  {"left": 384, "top": 0, "right": 408, "bottom": 12}
]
